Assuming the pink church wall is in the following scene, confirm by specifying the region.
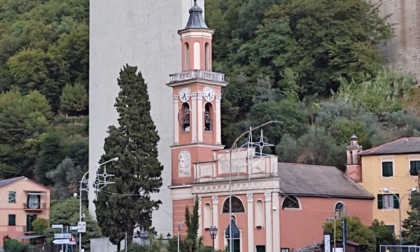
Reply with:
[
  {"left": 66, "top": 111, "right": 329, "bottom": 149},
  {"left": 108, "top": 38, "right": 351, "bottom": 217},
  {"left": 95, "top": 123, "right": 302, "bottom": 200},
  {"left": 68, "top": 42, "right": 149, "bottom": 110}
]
[{"left": 280, "top": 197, "right": 373, "bottom": 249}]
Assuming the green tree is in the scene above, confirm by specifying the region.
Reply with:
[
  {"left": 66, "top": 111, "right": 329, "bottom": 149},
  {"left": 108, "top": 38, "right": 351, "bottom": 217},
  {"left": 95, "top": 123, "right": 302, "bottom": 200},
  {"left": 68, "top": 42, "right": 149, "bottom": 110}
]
[
  {"left": 402, "top": 192, "right": 420, "bottom": 244},
  {"left": 35, "top": 130, "right": 65, "bottom": 185},
  {"left": 370, "top": 219, "right": 396, "bottom": 250},
  {"left": 324, "top": 216, "right": 375, "bottom": 252},
  {"left": 94, "top": 65, "right": 163, "bottom": 251},
  {"left": 0, "top": 89, "right": 51, "bottom": 178},
  {"left": 32, "top": 218, "right": 49, "bottom": 235},
  {"left": 49, "top": 198, "right": 101, "bottom": 251},
  {"left": 46, "top": 157, "right": 83, "bottom": 200},
  {"left": 60, "top": 83, "right": 88, "bottom": 116},
  {"left": 185, "top": 196, "right": 200, "bottom": 252}
]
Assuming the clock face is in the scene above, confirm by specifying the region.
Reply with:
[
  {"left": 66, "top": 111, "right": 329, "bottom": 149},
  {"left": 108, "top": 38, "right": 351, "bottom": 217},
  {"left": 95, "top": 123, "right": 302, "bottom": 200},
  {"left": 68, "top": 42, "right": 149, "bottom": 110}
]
[
  {"left": 203, "top": 86, "right": 215, "bottom": 102},
  {"left": 178, "top": 149, "right": 191, "bottom": 177},
  {"left": 179, "top": 87, "right": 191, "bottom": 102}
]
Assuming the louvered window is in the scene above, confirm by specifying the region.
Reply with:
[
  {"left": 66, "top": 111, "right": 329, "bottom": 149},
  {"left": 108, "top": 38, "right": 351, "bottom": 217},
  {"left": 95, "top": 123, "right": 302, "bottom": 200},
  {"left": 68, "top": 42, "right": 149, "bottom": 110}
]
[
  {"left": 410, "top": 161, "right": 420, "bottom": 176},
  {"left": 382, "top": 162, "right": 393, "bottom": 177},
  {"left": 378, "top": 194, "right": 399, "bottom": 209}
]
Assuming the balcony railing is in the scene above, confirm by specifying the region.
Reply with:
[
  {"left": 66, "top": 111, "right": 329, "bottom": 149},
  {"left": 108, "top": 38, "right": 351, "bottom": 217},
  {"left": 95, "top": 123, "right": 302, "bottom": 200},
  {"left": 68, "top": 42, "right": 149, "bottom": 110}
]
[
  {"left": 23, "top": 203, "right": 46, "bottom": 211},
  {"left": 169, "top": 70, "right": 225, "bottom": 83}
]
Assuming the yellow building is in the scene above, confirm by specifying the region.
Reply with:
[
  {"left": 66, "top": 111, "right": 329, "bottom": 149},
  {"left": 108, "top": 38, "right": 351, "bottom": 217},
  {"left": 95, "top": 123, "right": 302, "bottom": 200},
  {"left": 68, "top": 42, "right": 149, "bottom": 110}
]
[
  {"left": 346, "top": 136, "right": 420, "bottom": 237},
  {"left": 0, "top": 176, "right": 50, "bottom": 248}
]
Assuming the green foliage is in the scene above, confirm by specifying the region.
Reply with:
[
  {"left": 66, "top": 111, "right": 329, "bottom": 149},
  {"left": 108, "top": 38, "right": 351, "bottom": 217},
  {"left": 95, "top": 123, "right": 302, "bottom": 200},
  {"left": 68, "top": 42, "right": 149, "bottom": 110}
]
[
  {"left": 185, "top": 196, "right": 200, "bottom": 252},
  {"left": 323, "top": 216, "right": 375, "bottom": 252},
  {"left": 370, "top": 219, "right": 396, "bottom": 249},
  {"left": 49, "top": 198, "right": 101, "bottom": 251},
  {"left": 402, "top": 192, "right": 420, "bottom": 244},
  {"left": 334, "top": 69, "right": 416, "bottom": 114},
  {"left": 35, "top": 130, "right": 65, "bottom": 185},
  {"left": 60, "top": 83, "right": 88, "bottom": 115},
  {"left": 46, "top": 157, "right": 83, "bottom": 200},
  {"left": 4, "top": 238, "right": 28, "bottom": 252},
  {"left": 275, "top": 134, "right": 298, "bottom": 163},
  {"left": 0, "top": 89, "right": 51, "bottom": 178},
  {"left": 32, "top": 218, "right": 49, "bottom": 235},
  {"left": 95, "top": 65, "right": 163, "bottom": 250}
]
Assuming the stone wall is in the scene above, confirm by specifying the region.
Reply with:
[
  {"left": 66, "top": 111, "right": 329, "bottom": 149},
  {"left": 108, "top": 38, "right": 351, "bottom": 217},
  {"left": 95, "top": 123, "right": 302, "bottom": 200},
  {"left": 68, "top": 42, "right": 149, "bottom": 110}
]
[{"left": 372, "top": 0, "right": 420, "bottom": 81}]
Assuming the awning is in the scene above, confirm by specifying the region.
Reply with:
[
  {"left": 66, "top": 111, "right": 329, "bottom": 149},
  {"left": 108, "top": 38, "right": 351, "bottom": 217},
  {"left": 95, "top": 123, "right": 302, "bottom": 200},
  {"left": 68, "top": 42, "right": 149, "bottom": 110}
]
[
  {"left": 24, "top": 191, "right": 47, "bottom": 195},
  {"left": 13, "top": 235, "right": 46, "bottom": 240}
]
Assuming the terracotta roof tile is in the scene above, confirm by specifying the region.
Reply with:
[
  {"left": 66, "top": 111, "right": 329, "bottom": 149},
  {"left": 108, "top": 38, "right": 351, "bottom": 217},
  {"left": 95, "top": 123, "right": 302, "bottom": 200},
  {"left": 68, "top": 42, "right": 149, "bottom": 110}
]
[
  {"left": 278, "top": 163, "right": 373, "bottom": 199},
  {"left": 359, "top": 137, "right": 420, "bottom": 156}
]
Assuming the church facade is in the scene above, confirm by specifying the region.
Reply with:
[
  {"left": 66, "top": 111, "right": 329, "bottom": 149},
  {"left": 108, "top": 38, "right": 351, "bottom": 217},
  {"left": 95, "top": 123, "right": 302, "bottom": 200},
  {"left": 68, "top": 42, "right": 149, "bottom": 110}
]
[{"left": 168, "top": 2, "right": 374, "bottom": 251}]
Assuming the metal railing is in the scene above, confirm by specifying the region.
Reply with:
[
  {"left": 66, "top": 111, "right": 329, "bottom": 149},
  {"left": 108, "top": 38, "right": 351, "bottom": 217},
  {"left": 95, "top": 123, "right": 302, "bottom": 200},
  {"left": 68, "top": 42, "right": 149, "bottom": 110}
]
[
  {"left": 169, "top": 70, "right": 225, "bottom": 83},
  {"left": 380, "top": 245, "right": 420, "bottom": 252},
  {"left": 23, "top": 202, "right": 46, "bottom": 210}
]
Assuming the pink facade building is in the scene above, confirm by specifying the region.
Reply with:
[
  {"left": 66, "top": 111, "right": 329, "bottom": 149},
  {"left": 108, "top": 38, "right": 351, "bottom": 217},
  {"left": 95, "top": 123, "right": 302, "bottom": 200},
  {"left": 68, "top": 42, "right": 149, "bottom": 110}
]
[{"left": 0, "top": 176, "right": 50, "bottom": 248}]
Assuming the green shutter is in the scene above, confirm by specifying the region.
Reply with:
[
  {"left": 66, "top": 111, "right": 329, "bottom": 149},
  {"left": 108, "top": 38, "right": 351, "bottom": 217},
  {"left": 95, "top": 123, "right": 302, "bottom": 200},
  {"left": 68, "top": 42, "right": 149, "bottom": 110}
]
[
  {"left": 394, "top": 194, "right": 400, "bottom": 209},
  {"left": 378, "top": 194, "right": 383, "bottom": 209}
]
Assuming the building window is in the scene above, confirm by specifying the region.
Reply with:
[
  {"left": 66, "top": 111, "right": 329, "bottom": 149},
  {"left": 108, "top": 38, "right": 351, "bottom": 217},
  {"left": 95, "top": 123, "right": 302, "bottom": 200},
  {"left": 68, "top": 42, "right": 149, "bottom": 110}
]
[
  {"left": 335, "top": 202, "right": 345, "bottom": 217},
  {"left": 281, "top": 248, "right": 290, "bottom": 252},
  {"left": 378, "top": 194, "right": 399, "bottom": 209},
  {"left": 410, "top": 161, "right": 420, "bottom": 176},
  {"left": 205, "top": 43, "right": 210, "bottom": 70},
  {"left": 382, "top": 161, "right": 393, "bottom": 177},
  {"left": 385, "top": 225, "right": 395, "bottom": 234},
  {"left": 204, "top": 103, "right": 212, "bottom": 131},
  {"left": 282, "top": 196, "right": 300, "bottom": 209},
  {"left": 8, "top": 214, "right": 16, "bottom": 226},
  {"left": 184, "top": 43, "right": 189, "bottom": 69},
  {"left": 223, "top": 197, "right": 245, "bottom": 213},
  {"left": 256, "top": 245, "right": 266, "bottom": 252},
  {"left": 9, "top": 191, "right": 16, "bottom": 203},
  {"left": 180, "top": 103, "right": 190, "bottom": 132},
  {"left": 26, "top": 214, "right": 37, "bottom": 232}
]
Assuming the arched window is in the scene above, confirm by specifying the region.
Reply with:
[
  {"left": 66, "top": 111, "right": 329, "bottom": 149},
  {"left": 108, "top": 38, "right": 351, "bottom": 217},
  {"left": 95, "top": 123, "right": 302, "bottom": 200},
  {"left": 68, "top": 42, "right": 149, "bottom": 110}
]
[
  {"left": 184, "top": 43, "right": 189, "bottom": 70},
  {"left": 204, "top": 103, "right": 212, "bottom": 131},
  {"left": 179, "top": 103, "right": 190, "bottom": 132},
  {"left": 205, "top": 43, "right": 210, "bottom": 70},
  {"left": 255, "top": 200, "right": 264, "bottom": 228},
  {"left": 282, "top": 196, "right": 300, "bottom": 209},
  {"left": 335, "top": 202, "right": 345, "bottom": 217},
  {"left": 204, "top": 203, "right": 212, "bottom": 229},
  {"left": 223, "top": 196, "right": 245, "bottom": 213}
]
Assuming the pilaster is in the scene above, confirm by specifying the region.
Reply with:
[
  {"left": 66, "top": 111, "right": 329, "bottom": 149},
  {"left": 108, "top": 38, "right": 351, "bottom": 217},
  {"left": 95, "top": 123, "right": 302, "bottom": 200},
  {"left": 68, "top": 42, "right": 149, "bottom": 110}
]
[
  {"left": 247, "top": 193, "right": 254, "bottom": 252},
  {"left": 265, "top": 192, "right": 272, "bottom": 252}
]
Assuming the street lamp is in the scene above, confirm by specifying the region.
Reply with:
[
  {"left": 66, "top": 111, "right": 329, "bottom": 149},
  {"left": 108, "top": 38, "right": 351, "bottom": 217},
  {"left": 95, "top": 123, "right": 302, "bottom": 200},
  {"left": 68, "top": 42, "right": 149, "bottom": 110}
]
[
  {"left": 382, "top": 186, "right": 417, "bottom": 247},
  {"left": 207, "top": 226, "right": 218, "bottom": 251},
  {"left": 228, "top": 120, "right": 280, "bottom": 252},
  {"left": 78, "top": 157, "right": 119, "bottom": 252},
  {"left": 177, "top": 221, "right": 185, "bottom": 252}
]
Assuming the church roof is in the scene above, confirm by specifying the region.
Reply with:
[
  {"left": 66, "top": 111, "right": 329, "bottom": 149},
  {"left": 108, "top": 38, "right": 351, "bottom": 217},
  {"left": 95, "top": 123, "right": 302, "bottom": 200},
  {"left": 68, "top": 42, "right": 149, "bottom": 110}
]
[
  {"left": 184, "top": 0, "right": 208, "bottom": 29},
  {"left": 358, "top": 137, "right": 420, "bottom": 156},
  {"left": 278, "top": 163, "right": 373, "bottom": 199}
]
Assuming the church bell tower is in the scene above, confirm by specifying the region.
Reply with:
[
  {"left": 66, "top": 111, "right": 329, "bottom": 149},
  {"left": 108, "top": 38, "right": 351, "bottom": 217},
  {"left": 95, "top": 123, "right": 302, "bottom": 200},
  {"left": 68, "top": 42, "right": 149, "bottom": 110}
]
[{"left": 167, "top": 0, "right": 227, "bottom": 233}]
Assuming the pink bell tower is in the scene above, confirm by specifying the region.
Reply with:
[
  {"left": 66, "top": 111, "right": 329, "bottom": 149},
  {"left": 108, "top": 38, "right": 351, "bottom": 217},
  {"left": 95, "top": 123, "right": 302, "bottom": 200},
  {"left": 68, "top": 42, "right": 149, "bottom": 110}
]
[{"left": 167, "top": 0, "right": 227, "bottom": 236}]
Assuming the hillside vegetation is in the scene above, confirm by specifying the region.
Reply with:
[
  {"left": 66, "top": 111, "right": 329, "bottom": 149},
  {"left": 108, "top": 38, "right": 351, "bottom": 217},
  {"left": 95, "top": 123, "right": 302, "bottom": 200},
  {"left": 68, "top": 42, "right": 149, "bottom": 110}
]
[
  {"left": 206, "top": 0, "right": 420, "bottom": 169},
  {"left": 0, "top": 0, "right": 419, "bottom": 192}
]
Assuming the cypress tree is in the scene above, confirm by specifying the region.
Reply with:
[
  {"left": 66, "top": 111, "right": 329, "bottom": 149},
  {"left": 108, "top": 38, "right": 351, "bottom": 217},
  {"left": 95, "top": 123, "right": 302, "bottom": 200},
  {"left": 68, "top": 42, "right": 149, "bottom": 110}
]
[{"left": 94, "top": 64, "right": 163, "bottom": 251}]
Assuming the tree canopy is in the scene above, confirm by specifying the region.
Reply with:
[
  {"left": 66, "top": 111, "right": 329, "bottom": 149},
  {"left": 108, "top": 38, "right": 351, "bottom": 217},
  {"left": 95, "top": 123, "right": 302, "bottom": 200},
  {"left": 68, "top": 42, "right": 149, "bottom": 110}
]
[{"left": 94, "top": 65, "right": 163, "bottom": 251}]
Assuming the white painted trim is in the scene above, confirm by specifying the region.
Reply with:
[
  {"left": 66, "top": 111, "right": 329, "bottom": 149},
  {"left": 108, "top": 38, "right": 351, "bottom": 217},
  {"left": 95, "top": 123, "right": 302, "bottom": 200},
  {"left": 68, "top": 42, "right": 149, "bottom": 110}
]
[
  {"left": 191, "top": 94, "right": 197, "bottom": 143},
  {"left": 247, "top": 193, "right": 254, "bottom": 252},
  {"left": 194, "top": 42, "right": 200, "bottom": 70},
  {"left": 265, "top": 192, "right": 272, "bottom": 252},
  {"left": 197, "top": 93, "right": 204, "bottom": 142},
  {"left": 212, "top": 196, "right": 219, "bottom": 250},
  {"left": 173, "top": 98, "right": 179, "bottom": 144},
  {"left": 170, "top": 187, "right": 193, "bottom": 200},
  {"left": 216, "top": 95, "right": 222, "bottom": 144},
  {"left": 273, "top": 192, "right": 280, "bottom": 251}
]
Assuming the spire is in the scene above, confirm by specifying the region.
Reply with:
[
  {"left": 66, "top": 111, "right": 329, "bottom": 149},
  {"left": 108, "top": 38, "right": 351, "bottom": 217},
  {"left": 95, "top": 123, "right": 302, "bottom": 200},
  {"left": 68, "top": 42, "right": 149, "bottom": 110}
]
[{"left": 184, "top": 0, "right": 208, "bottom": 29}]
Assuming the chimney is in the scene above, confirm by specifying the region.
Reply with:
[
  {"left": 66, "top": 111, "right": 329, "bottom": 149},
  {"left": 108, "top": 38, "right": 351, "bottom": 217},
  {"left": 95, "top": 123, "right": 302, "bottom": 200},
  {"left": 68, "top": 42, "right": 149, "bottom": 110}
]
[{"left": 345, "top": 135, "right": 363, "bottom": 182}]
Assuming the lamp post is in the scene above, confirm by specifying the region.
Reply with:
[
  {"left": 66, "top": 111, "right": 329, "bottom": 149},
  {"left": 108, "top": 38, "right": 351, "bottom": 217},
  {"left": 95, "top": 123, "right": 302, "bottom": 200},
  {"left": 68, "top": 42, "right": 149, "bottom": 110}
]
[
  {"left": 382, "top": 187, "right": 417, "bottom": 247},
  {"left": 78, "top": 157, "right": 119, "bottom": 252},
  {"left": 208, "top": 226, "right": 218, "bottom": 251},
  {"left": 228, "top": 120, "right": 280, "bottom": 252},
  {"left": 177, "top": 221, "right": 185, "bottom": 252},
  {"left": 326, "top": 211, "right": 338, "bottom": 252}
]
